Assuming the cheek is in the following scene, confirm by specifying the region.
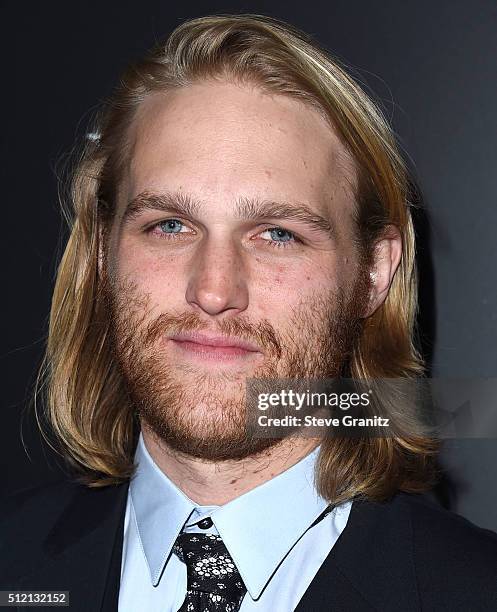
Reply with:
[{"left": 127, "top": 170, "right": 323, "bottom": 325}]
[
  {"left": 114, "top": 239, "right": 185, "bottom": 306},
  {"left": 253, "top": 256, "right": 339, "bottom": 317}
]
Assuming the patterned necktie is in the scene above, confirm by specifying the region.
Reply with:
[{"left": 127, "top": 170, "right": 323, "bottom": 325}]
[{"left": 173, "top": 532, "right": 247, "bottom": 612}]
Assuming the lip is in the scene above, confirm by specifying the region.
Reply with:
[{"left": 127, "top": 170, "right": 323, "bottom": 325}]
[
  {"left": 169, "top": 332, "right": 262, "bottom": 353},
  {"left": 169, "top": 333, "right": 262, "bottom": 363}
]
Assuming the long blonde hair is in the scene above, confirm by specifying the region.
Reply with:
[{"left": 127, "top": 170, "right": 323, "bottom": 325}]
[{"left": 35, "top": 13, "right": 438, "bottom": 501}]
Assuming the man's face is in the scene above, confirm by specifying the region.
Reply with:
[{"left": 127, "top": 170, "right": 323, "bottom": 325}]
[{"left": 104, "top": 80, "right": 371, "bottom": 460}]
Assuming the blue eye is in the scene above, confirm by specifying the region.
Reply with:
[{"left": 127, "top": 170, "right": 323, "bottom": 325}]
[
  {"left": 259, "top": 227, "right": 298, "bottom": 248},
  {"left": 158, "top": 219, "right": 184, "bottom": 233},
  {"left": 268, "top": 228, "right": 293, "bottom": 242}
]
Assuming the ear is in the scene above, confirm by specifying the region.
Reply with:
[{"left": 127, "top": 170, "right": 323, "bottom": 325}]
[{"left": 363, "top": 224, "right": 402, "bottom": 318}]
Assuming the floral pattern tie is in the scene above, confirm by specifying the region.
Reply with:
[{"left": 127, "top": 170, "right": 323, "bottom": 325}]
[{"left": 173, "top": 532, "right": 247, "bottom": 611}]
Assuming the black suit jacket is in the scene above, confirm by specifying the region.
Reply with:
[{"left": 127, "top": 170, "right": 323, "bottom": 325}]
[{"left": 1, "top": 479, "right": 497, "bottom": 611}]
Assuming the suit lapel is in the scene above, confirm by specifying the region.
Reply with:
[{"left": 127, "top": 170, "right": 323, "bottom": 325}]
[
  {"left": 14, "top": 480, "right": 129, "bottom": 612},
  {"left": 295, "top": 494, "right": 421, "bottom": 611}
]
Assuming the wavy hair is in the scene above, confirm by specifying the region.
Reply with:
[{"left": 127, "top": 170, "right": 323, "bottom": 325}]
[{"left": 35, "top": 13, "right": 438, "bottom": 502}]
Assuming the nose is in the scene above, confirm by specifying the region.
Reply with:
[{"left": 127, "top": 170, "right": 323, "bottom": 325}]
[{"left": 185, "top": 237, "right": 249, "bottom": 317}]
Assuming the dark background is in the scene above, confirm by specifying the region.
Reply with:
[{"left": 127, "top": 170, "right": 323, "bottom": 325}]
[{"left": 3, "top": 1, "right": 497, "bottom": 530}]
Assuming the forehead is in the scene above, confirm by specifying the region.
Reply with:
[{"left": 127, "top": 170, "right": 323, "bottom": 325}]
[{"left": 122, "top": 80, "right": 358, "bottom": 222}]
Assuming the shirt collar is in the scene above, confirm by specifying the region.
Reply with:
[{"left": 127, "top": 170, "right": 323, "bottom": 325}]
[
  {"left": 212, "top": 445, "right": 330, "bottom": 598},
  {"left": 130, "top": 434, "right": 196, "bottom": 586},
  {"left": 130, "top": 432, "right": 330, "bottom": 598}
]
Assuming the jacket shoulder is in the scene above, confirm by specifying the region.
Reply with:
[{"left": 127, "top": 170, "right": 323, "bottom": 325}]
[
  {"left": 1, "top": 479, "right": 82, "bottom": 528},
  {"left": 402, "top": 493, "right": 497, "bottom": 557},
  {"left": 0, "top": 479, "right": 95, "bottom": 586},
  {"left": 400, "top": 493, "right": 497, "bottom": 608}
]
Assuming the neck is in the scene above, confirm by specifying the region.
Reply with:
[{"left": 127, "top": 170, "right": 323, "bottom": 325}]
[{"left": 140, "top": 424, "right": 321, "bottom": 505}]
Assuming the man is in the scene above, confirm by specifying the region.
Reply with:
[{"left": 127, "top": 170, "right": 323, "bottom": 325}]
[{"left": 2, "top": 13, "right": 496, "bottom": 612}]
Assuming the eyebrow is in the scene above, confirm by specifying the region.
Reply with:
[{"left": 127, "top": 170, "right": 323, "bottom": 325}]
[{"left": 122, "top": 190, "right": 334, "bottom": 237}]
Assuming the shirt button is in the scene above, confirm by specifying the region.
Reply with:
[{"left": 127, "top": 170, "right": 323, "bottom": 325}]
[{"left": 198, "top": 517, "right": 213, "bottom": 529}]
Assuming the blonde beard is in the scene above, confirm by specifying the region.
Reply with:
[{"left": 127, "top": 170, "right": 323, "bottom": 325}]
[{"left": 103, "top": 273, "right": 369, "bottom": 461}]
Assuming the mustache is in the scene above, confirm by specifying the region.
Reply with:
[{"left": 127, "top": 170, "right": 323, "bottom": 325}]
[
  {"left": 143, "top": 311, "right": 283, "bottom": 359},
  {"left": 100, "top": 275, "right": 282, "bottom": 360}
]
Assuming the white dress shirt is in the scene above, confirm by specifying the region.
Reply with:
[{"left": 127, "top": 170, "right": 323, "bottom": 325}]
[{"left": 118, "top": 433, "right": 352, "bottom": 611}]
